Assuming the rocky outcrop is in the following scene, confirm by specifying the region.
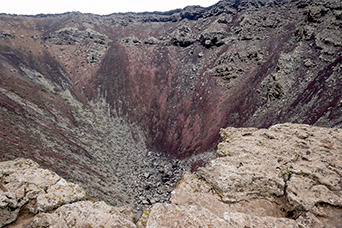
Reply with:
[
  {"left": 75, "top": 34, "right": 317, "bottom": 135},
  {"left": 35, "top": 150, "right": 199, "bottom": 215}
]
[
  {"left": 138, "top": 123, "right": 342, "bottom": 227},
  {"left": 0, "top": 32, "right": 12, "bottom": 38},
  {"left": 0, "top": 158, "right": 86, "bottom": 227},
  {"left": 43, "top": 27, "right": 110, "bottom": 46},
  {"left": 43, "top": 27, "right": 111, "bottom": 64},
  {"left": 0, "top": 158, "right": 137, "bottom": 227},
  {"left": 31, "top": 201, "right": 136, "bottom": 228}
]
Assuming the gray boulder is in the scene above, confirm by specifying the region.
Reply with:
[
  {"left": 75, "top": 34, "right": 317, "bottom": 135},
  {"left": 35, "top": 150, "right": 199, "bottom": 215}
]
[{"left": 0, "top": 158, "right": 86, "bottom": 227}]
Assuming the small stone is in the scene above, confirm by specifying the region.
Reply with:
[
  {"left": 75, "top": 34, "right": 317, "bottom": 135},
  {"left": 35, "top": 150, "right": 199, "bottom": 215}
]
[
  {"left": 334, "top": 10, "right": 342, "bottom": 20},
  {"left": 161, "top": 174, "right": 170, "bottom": 182},
  {"left": 142, "top": 200, "right": 149, "bottom": 205},
  {"left": 149, "top": 198, "right": 159, "bottom": 204},
  {"left": 304, "top": 59, "right": 313, "bottom": 67},
  {"left": 172, "top": 160, "right": 179, "bottom": 168}
]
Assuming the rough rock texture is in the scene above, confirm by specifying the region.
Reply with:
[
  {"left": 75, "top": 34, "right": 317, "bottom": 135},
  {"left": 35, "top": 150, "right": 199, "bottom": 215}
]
[
  {"left": 0, "top": 158, "right": 137, "bottom": 227},
  {"left": 31, "top": 201, "right": 136, "bottom": 228},
  {"left": 140, "top": 123, "right": 341, "bottom": 228},
  {"left": 0, "top": 158, "right": 86, "bottom": 227},
  {"left": 222, "top": 212, "right": 305, "bottom": 228},
  {"left": 214, "top": 123, "right": 342, "bottom": 219},
  {"left": 0, "top": 0, "right": 342, "bottom": 220},
  {"left": 137, "top": 204, "right": 232, "bottom": 227}
]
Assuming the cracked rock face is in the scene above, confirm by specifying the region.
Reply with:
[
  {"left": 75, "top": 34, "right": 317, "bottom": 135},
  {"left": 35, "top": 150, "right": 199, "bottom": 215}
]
[
  {"left": 146, "top": 123, "right": 341, "bottom": 228},
  {"left": 31, "top": 201, "right": 136, "bottom": 228},
  {"left": 0, "top": 158, "right": 86, "bottom": 227},
  {"left": 217, "top": 124, "right": 342, "bottom": 220}
]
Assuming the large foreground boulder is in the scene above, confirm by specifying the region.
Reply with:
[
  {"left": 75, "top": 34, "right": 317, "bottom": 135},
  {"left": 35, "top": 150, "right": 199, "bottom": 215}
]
[
  {"left": 0, "top": 158, "right": 86, "bottom": 227},
  {"left": 139, "top": 123, "right": 342, "bottom": 228},
  {"left": 0, "top": 158, "right": 136, "bottom": 227},
  {"left": 31, "top": 201, "right": 136, "bottom": 228}
]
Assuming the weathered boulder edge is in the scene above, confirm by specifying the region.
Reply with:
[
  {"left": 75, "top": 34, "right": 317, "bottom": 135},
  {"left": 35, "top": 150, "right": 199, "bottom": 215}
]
[
  {"left": 0, "top": 158, "right": 136, "bottom": 227},
  {"left": 138, "top": 123, "right": 342, "bottom": 228}
]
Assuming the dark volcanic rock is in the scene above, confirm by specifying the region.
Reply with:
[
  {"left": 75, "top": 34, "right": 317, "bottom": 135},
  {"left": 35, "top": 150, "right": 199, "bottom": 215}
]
[{"left": 0, "top": 0, "right": 341, "bottom": 221}]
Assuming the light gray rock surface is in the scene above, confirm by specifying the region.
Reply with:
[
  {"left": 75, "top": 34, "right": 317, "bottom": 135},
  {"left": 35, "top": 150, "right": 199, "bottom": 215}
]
[
  {"left": 36, "top": 178, "right": 87, "bottom": 213},
  {"left": 0, "top": 158, "right": 86, "bottom": 227},
  {"left": 167, "top": 123, "right": 341, "bottom": 227},
  {"left": 31, "top": 201, "right": 136, "bottom": 228},
  {"left": 223, "top": 212, "right": 299, "bottom": 228},
  {"left": 215, "top": 123, "right": 342, "bottom": 214},
  {"left": 170, "top": 173, "right": 285, "bottom": 218},
  {"left": 137, "top": 203, "right": 233, "bottom": 228},
  {"left": 137, "top": 203, "right": 322, "bottom": 228}
]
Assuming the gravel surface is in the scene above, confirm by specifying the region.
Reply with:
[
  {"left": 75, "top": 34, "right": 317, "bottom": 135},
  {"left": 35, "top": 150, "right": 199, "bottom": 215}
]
[{"left": 57, "top": 93, "right": 216, "bottom": 220}]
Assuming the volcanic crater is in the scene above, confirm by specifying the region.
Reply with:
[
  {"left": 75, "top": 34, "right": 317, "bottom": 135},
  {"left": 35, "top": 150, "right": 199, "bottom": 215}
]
[{"left": 0, "top": 0, "right": 342, "bottom": 219}]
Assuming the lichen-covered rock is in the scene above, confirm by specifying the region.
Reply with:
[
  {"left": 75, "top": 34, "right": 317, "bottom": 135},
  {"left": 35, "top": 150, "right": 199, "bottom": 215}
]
[
  {"left": 0, "top": 158, "right": 58, "bottom": 226},
  {"left": 296, "top": 212, "right": 325, "bottom": 228},
  {"left": 197, "top": 126, "right": 288, "bottom": 203},
  {"left": 212, "top": 124, "right": 342, "bottom": 207},
  {"left": 36, "top": 178, "right": 87, "bottom": 212},
  {"left": 0, "top": 158, "right": 86, "bottom": 227},
  {"left": 31, "top": 201, "right": 136, "bottom": 228},
  {"left": 137, "top": 203, "right": 233, "bottom": 228},
  {"left": 162, "top": 123, "right": 342, "bottom": 227},
  {"left": 137, "top": 203, "right": 321, "bottom": 228},
  {"left": 197, "top": 155, "right": 286, "bottom": 203},
  {"left": 196, "top": 123, "right": 342, "bottom": 227},
  {"left": 223, "top": 212, "right": 299, "bottom": 228},
  {"left": 170, "top": 173, "right": 285, "bottom": 218}
]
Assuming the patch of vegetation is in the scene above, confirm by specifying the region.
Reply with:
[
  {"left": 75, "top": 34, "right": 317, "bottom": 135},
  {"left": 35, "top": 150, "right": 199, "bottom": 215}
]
[{"left": 280, "top": 167, "right": 291, "bottom": 174}]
